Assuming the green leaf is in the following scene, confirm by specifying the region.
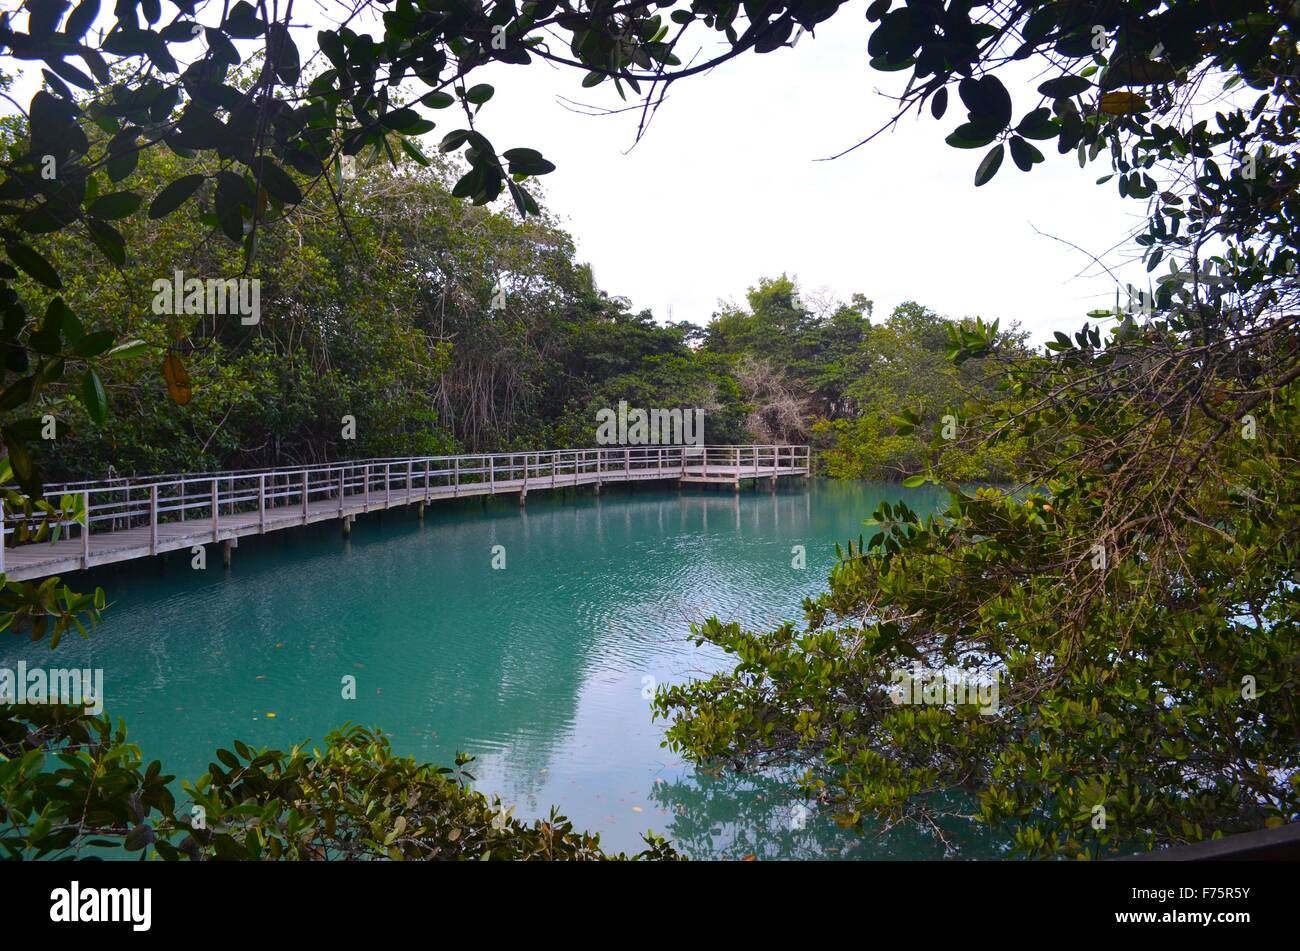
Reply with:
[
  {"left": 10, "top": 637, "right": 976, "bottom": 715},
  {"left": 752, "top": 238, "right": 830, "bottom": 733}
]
[
  {"left": 420, "top": 91, "right": 455, "bottom": 109},
  {"left": 2, "top": 427, "right": 36, "bottom": 490},
  {"left": 107, "top": 339, "right": 150, "bottom": 359},
  {"left": 902, "top": 475, "right": 927, "bottom": 488},
  {"left": 501, "top": 148, "right": 556, "bottom": 176},
  {"left": 250, "top": 158, "right": 303, "bottom": 205},
  {"left": 5, "top": 242, "right": 62, "bottom": 288},
  {"left": 86, "top": 219, "right": 125, "bottom": 266},
  {"left": 87, "top": 191, "right": 142, "bottom": 219},
  {"left": 148, "top": 174, "right": 205, "bottom": 218},
  {"left": 945, "top": 121, "right": 1000, "bottom": 149},
  {"left": 930, "top": 87, "right": 948, "bottom": 120},
  {"left": 465, "top": 84, "right": 495, "bottom": 105},
  {"left": 439, "top": 130, "right": 471, "bottom": 153},
  {"left": 65, "top": 0, "right": 100, "bottom": 39},
  {"left": 974, "top": 144, "right": 1005, "bottom": 186},
  {"left": 1009, "top": 136, "right": 1043, "bottom": 172},
  {"left": 267, "top": 23, "right": 300, "bottom": 84},
  {"left": 1038, "top": 76, "right": 1092, "bottom": 99},
  {"left": 81, "top": 367, "right": 107, "bottom": 423},
  {"left": 74, "top": 331, "right": 114, "bottom": 358},
  {"left": 958, "top": 76, "right": 1012, "bottom": 127}
]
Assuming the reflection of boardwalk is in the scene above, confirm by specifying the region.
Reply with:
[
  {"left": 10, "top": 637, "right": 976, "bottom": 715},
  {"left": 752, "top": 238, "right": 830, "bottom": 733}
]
[{"left": 2, "top": 445, "right": 809, "bottom": 581}]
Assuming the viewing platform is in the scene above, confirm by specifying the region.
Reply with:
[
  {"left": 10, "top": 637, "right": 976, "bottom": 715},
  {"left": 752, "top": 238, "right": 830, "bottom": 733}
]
[{"left": 0, "top": 445, "right": 810, "bottom": 581}]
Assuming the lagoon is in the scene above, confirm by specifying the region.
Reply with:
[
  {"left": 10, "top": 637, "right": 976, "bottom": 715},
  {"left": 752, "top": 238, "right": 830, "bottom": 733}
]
[{"left": 2, "top": 477, "right": 973, "bottom": 859}]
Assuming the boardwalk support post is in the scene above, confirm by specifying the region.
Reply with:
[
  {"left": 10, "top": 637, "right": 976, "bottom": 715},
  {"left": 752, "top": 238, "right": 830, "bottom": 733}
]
[
  {"left": 223, "top": 538, "right": 235, "bottom": 568},
  {"left": 82, "top": 490, "right": 90, "bottom": 568}
]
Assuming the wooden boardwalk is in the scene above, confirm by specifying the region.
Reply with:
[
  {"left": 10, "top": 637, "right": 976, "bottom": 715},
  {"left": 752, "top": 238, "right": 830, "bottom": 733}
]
[{"left": 1, "top": 445, "right": 809, "bottom": 581}]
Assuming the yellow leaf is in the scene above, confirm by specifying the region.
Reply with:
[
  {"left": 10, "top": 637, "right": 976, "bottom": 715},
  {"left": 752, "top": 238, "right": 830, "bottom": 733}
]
[
  {"left": 162, "top": 353, "right": 192, "bottom": 406},
  {"left": 1099, "top": 91, "right": 1147, "bottom": 115}
]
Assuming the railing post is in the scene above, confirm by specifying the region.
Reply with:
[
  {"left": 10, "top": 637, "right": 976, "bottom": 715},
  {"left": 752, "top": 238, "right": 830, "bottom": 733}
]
[
  {"left": 302, "top": 470, "right": 309, "bottom": 522},
  {"left": 454, "top": 457, "right": 459, "bottom": 497},
  {"left": 364, "top": 464, "right": 371, "bottom": 510},
  {"left": 489, "top": 456, "right": 495, "bottom": 492},
  {"left": 625, "top": 448, "right": 630, "bottom": 478},
  {"left": 338, "top": 469, "right": 345, "bottom": 515},
  {"left": 407, "top": 461, "right": 413, "bottom": 503},
  {"left": 211, "top": 478, "right": 219, "bottom": 542},
  {"left": 149, "top": 485, "right": 158, "bottom": 555},
  {"left": 425, "top": 460, "right": 431, "bottom": 501},
  {"left": 260, "top": 474, "right": 267, "bottom": 530},
  {"left": 385, "top": 463, "right": 391, "bottom": 507},
  {"left": 179, "top": 482, "right": 185, "bottom": 522},
  {"left": 82, "top": 490, "right": 91, "bottom": 568}
]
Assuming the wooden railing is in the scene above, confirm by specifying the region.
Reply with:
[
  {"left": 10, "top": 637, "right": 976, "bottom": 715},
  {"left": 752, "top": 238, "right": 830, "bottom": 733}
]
[{"left": 0, "top": 445, "right": 810, "bottom": 573}]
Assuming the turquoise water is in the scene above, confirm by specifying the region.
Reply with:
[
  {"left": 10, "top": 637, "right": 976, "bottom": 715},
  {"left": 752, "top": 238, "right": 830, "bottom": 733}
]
[{"left": 3, "top": 478, "right": 974, "bottom": 859}]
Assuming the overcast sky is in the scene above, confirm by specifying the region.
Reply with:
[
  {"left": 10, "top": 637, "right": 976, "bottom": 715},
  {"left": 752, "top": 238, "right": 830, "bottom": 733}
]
[
  {"left": 464, "top": 17, "right": 1153, "bottom": 343},
  {"left": 6, "top": 5, "right": 1157, "bottom": 343}
]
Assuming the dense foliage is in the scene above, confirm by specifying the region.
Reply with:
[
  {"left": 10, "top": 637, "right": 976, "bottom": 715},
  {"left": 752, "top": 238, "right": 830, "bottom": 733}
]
[
  {"left": 0, "top": 704, "right": 679, "bottom": 859},
  {"left": 2, "top": 108, "right": 1009, "bottom": 480},
  {"left": 657, "top": 1, "right": 1300, "bottom": 857}
]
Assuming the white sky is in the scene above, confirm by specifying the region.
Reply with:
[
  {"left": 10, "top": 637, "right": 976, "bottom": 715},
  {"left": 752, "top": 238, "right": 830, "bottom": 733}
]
[
  {"left": 4, "top": 5, "right": 1157, "bottom": 343},
  {"left": 466, "top": 18, "right": 1152, "bottom": 342}
]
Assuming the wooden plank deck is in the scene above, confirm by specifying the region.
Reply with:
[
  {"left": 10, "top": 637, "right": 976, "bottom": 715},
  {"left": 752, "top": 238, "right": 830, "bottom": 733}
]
[{"left": 1, "top": 446, "right": 809, "bottom": 581}]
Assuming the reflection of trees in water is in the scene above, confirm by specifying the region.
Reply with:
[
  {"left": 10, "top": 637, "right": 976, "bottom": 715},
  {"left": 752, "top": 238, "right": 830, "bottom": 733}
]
[{"left": 651, "top": 770, "right": 1003, "bottom": 860}]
